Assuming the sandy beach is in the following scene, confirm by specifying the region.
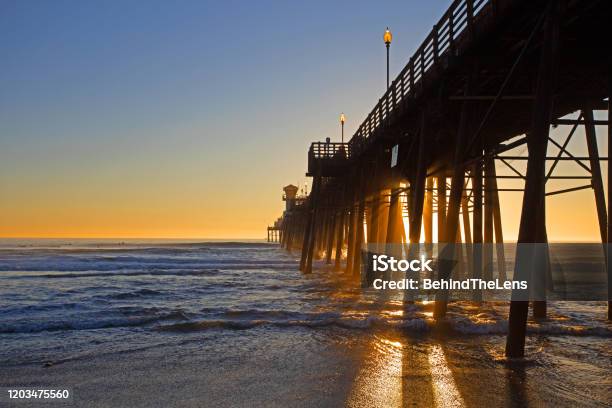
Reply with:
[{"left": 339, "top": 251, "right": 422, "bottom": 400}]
[{"left": 2, "top": 326, "right": 610, "bottom": 407}]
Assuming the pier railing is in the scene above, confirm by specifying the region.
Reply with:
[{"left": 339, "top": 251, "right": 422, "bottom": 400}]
[
  {"left": 308, "top": 142, "right": 351, "bottom": 176},
  {"left": 348, "top": 0, "right": 491, "bottom": 156}
]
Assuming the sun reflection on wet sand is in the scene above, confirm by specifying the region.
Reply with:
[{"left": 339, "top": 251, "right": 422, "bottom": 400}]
[
  {"left": 324, "top": 271, "right": 468, "bottom": 407},
  {"left": 347, "top": 334, "right": 404, "bottom": 407},
  {"left": 428, "top": 344, "right": 466, "bottom": 408}
]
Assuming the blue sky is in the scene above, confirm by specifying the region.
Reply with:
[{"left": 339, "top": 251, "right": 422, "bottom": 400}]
[{"left": 0, "top": 0, "right": 450, "bottom": 237}]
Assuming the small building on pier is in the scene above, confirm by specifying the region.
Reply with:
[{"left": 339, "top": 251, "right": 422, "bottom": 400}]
[{"left": 267, "top": 184, "right": 304, "bottom": 243}]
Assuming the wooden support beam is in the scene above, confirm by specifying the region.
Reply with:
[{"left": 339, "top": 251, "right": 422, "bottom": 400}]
[
  {"left": 461, "top": 187, "right": 474, "bottom": 278},
  {"left": 461, "top": 136, "right": 528, "bottom": 170},
  {"left": 368, "top": 191, "right": 380, "bottom": 245},
  {"left": 490, "top": 163, "right": 507, "bottom": 280},
  {"left": 498, "top": 158, "right": 526, "bottom": 179},
  {"left": 546, "top": 184, "right": 592, "bottom": 196},
  {"left": 283, "top": 216, "right": 290, "bottom": 249},
  {"left": 334, "top": 209, "right": 345, "bottom": 271},
  {"left": 378, "top": 189, "right": 390, "bottom": 245},
  {"left": 386, "top": 187, "right": 403, "bottom": 245},
  {"left": 280, "top": 220, "right": 287, "bottom": 247},
  {"left": 484, "top": 156, "right": 495, "bottom": 281},
  {"left": 424, "top": 178, "right": 434, "bottom": 246},
  {"left": 316, "top": 207, "right": 327, "bottom": 257},
  {"left": 584, "top": 109, "right": 608, "bottom": 252},
  {"left": 409, "top": 112, "right": 428, "bottom": 245},
  {"left": 303, "top": 174, "right": 322, "bottom": 274},
  {"left": 434, "top": 78, "right": 470, "bottom": 318},
  {"left": 497, "top": 155, "right": 608, "bottom": 161},
  {"left": 472, "top": 160, "right": 483, "bottom": 302},
  {"left": 552, "top": 119, "right": 609, "bottom": 126},
  {"left": 299, "top": 213, "right": 310, "bottom": 270},
  {"left": 346, "top": 177, "right": 359, "bottom": 275},
  {"left": 506, "top": 1, "right": 559, "bottom": 358},
  {"left": 437, "top": 177, "right": 447, "bottom": 243},
  {"left": 606, "top": 79, "right": 612, "bottom": 320},
  {"left": 288, "top": 215, "right": 296, "bottom": 250},
  {"left": 353, "top": 190, "right": 366, "bottom": 278},
  {"left": 584, "top": 107, "right": 610, "bottom": 320},
  {"left": 546, "top": 116, "right": 581, "bottom": 180},
  {"left": 532, "top": 215, "right": 551, "bottom": 319},
  {"left": 455, "top": 223, "right": 464, "bottom": 279},
  {"left": 326, "top": 212, "right": 336, "bottom": 264},
  {"left": 608, "top": 81, "right": 612, "bottom": 320},
  {"left": 300, "top": 217, "right": 306, "bottom": 248}
]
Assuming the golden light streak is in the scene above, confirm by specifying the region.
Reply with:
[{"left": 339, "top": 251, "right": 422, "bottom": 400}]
[
  {"left": 428, "top": 344, "right": 465, "bottom": 408},
  {"left": 347, "top": 335, "right": 403, "bottom": 407}
]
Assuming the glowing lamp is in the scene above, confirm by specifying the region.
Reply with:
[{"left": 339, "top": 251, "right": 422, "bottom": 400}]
[{"left": 384, "top": 27, "right": 392, "bottom": 46}]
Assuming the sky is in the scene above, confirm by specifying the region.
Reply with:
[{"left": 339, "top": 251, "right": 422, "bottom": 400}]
[{"left": 0, "top": 0, "right": 607, "bottom": 240}]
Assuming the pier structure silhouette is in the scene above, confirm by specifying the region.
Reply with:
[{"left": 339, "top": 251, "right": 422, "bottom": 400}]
[{"left": 271, "top": 0, "right": 611, "bottom": 358}]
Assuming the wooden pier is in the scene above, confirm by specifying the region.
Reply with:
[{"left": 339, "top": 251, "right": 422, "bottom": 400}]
[
  {"left": 267, "top": 226, "right": 282, "bottom": 243},
  {"left": 270, "top": 0, "right": 611, "bottom": 358}
]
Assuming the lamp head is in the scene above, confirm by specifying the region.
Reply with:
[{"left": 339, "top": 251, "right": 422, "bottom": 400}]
[
  {"left": 340, "top": 113, "right": 345, "bottom": 124},
  {"left": 384, "top": 27, "right": 392, "bottom": 45}
]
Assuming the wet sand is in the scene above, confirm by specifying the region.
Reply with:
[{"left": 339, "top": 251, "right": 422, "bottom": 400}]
[{"left": 2, "top": 325, "right": 610, "bottom": 407}]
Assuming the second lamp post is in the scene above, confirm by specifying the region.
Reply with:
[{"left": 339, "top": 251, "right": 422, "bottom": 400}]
[
  {"left": 340, "top": 113, "right": 345, "bottom": 143},
  {"left": 384, "top": 27, "right": 392, "bottom": 90}
]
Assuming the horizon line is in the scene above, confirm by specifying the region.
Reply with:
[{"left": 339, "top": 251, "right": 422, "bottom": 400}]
[
  {"left": 0, "top": 236, "right": 268, "bottom": 241},
  {"left": 0, "top": 236, "right": 606, "bottom": 244}
]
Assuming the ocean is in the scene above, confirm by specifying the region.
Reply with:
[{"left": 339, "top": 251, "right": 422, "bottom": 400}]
[{"left": 0, "top": 240, "right": 610, "bottom": 407}]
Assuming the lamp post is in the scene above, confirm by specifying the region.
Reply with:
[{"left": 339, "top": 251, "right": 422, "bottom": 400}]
[
  {"left": 384, "top": 27, "right": 393, "bottom": 90},
  {"left": 340, "top": 113, "right": 345, "bottom": 143}
]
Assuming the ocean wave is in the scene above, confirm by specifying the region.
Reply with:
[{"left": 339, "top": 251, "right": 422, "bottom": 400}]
[
  {"left": 1, "top": 305, "right": 608, "bottom": 338},
  {"left": 0, "top": 241, "right": 274, "bottom": 251},
  {"left": 156, "top": 317, "right": 611, "bottom": 337},
  {"left": 0, "top": 256, "right": 296, "bottom": 272},
  {"left": 153, "top": 307, "right": 611, "bottom": 337},
  {"left": 109, "top": 288, "right": 164, "bottom": 299},
  {"left": 156, "top": 320, "right": 269, "bottom": 332},
  {"left": 153, "top": 316, "right": 443, "bottom": 333},
  {"left": 0, "top": 302, "right": 85, "bottom": 316},
  {"left": 525, "top": 322, "right": 612, "bottom": 336},
  {"left": 1, "top": 269, "right": 215, "bottom": 279},
  {"left": 443, "top": 313, "right": 612, "bottom": 337},
  {"left": 0, "top": 310, "right": 189, "bottom": 334},
  {"left": 221, "top": 309, "right": 336, "bottom": 320},
  {"left": 0, "top": 266, "right": 300, "bottom": 279}
]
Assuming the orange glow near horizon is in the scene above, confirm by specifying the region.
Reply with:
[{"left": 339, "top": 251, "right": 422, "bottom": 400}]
[
  {"left": 0, "top": 115, "right": 607, "bottom": 241},
  {"left": 0, "top": 173, "right": 286, "bottom": 240},
  {"left": 0, "top": 165, "right": 606, "bottom": 241}
]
